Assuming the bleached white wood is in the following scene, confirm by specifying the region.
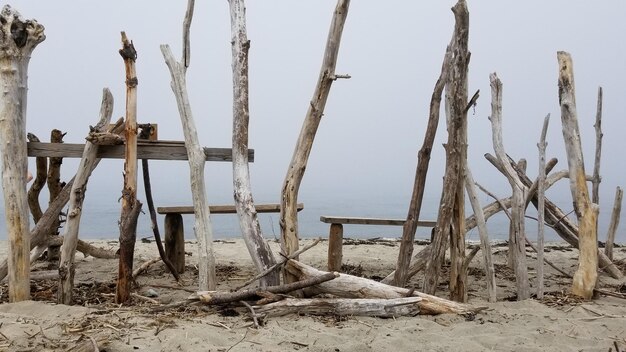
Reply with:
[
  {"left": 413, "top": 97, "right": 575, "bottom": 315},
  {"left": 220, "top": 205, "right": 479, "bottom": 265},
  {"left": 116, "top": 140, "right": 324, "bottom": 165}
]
[
  {"left": 605, "top": 187, "right": 623, "bottom": 261},
  {"left": 57, "top": 88, "right": 114, "bottom": 305},
  {"left": 0, "top": 5, "right": 45, "bottom": 302},
  {"left": 255, "top": 297, "right": 423, "bottom": 318},
  {"left": 161, "top": 0, "right": 215, "bottom": 291},
  {"left": 536, "top": 114, "right": 550, "bottom": 299},
  {"left": 228, "top": 0, "right": 279, "bottom": 286}
]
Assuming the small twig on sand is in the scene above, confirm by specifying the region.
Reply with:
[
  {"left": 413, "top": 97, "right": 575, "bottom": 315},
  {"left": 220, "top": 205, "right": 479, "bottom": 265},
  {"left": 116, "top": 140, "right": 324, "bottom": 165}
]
[{"left": 240, "top": 301, "right": 260, "bottom": 329}]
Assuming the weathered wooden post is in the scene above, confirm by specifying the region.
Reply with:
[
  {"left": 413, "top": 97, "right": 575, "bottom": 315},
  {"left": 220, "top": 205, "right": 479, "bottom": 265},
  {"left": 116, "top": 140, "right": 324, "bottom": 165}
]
[
  {"left": 58, "top": 89, "right": 114, "bottom": 305},
  {"left": 280, "top": 0, "right": 351, "bottom": 283},
  {"left": 557, "top": 51, "right": 599, "bottom": 299},
  {"left": 116, "top": 32, "right": 142, "bottom": 304},
  {"left": 161, "top": 0, "right": 216, "bottom": 291},
  {"left": 228, "top": 0, "right": 280, "bottom": 286},
  {"left": 0, "top": 5, "right": 45, "bottom": 302},
  {"left": 536, "top": 114, "right": 550, "bottom": 299},
  {"left": 46, "top": 128, "right": 65, "bottom": 261}
]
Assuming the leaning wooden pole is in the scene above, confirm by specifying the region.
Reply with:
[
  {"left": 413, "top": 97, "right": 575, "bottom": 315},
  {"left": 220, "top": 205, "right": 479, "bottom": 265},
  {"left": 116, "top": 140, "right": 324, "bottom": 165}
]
[
  {"left": 160, "top": 0, "right": 216, "bottom": 290},
  {"left": 591, "top": 87, "right": 602, "bottom": 205},
  {"left": 228, "top": 0, "right": 279, "bottom": 286},
  {"left": 280, "top": 0, "right": 351, "bottom": 283},
  {"left": 393, "top": 42, "right": 452, "bottom": 287},
  {"left": 605, "top": 187, "right": 623, "bottom": 261},
  {"left": 536, "top": 113, "right": 550, "bottom": 299},
  {"left": 0, "top": 5, "right": 45, "bottom": 302},
  {"left": 58, "top": 89, "right": 114, "bottom": 305},
  {"left": 116, "top": 32, "right": 142, "bottom": 304},
  {"left": 557, "top": 51, "right": 598, "bottom": 299}
]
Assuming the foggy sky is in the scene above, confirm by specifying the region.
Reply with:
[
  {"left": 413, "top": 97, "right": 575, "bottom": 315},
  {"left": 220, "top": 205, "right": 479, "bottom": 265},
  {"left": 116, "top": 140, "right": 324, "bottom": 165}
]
[{"left": 1, "top": 1, "right": 625, "bottom": 238}]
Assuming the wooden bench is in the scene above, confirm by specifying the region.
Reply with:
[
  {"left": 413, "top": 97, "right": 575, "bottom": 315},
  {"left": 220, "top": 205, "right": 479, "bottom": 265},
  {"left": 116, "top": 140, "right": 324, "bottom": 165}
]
[
  {"left": 157, "top": 203, "right": 304, "bottom": 273},
  {"left": 320, "top": 216, "right": 436, "bottom": 271}
]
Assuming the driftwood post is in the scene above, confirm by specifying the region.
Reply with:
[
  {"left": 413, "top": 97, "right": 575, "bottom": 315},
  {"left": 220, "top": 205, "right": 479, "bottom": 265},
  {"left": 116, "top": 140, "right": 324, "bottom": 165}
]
[
  {"left": 592, "top": 87, "right": 602, "bottom": 205},
  {"left": 116, "top": 32, "right": 142, "bottom": 304},
  {"left": 557, "top": 51, "right": 598, "bottom": 299},
  {"left": 488, "top": 73, "right": 529, "bottom": 300},
  {"left": 228, "top": 0, "right": 279, "bottom": 286},
  {"left": 423, "top": 0, "right": 470, "bottom": 297},
  {"left": 46, "top": 129, "right": 65, "bottom": 261},
  {"left": 446, "top": 0, "right": 470, "bottom": 302},
  {"left": 280, "top": 0, "right": 351, "bottom": 283},
  {"left": 393, "top": 43, "right": 452, "bottom": 287},
  {"left": 161, "top": 0, "right": 216, "bottom": 290},
  {"left": 58, "top": 89, "right": 114, "bottom": 305},
  {"left": 536, "top": 114, "right": 550, "bottom": 299},
  {"left": 0, "top": 5, "right": 45, "bottom": 302},
  {"left": 26, "top": 133, "right": 47, "bottom": 223},
  {"left": 605, "top": 187, "right": 623, "bottom": 261}
]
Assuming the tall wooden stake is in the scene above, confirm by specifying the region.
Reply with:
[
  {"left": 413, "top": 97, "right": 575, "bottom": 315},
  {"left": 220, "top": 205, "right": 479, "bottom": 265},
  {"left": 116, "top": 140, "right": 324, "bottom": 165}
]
[
  {"left": 557, "top": 51, "right": 598, "bottom": 299},
  {"left": 161, "top": 0, "right": 216, "bottom": 290},
  {"left": 536, "top": 113, "right": 550, "bottom": 299},
  {"left": 605, "top": 187, "right": 623, "bottom": 261},
  {"left": 0, "top": 5, "right": 45, "bottom": 302},
  {"left": 592, "top": 87, "right": 602, "bottom": 205},
  {"left": 116, "top": 32, "right": 142, "bottom": 304},
  {"left": 393, "top": 41, "right": 452, "bottom": 287},
  {"left": 280, "top": 0, "right": 351, "bottom": 283},
  {"left": 58, "top": 89, "right": 114, "bottom": 305},
  {"left": 488, "top": 73, "right": 530, "bottom": 300},
  {"left": 228, "top": 0, "right": 279, "bottom": 286}
]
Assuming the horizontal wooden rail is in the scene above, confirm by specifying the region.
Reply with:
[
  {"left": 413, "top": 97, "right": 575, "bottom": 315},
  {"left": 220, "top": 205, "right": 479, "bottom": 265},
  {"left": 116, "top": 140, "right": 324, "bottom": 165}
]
[
  {"left": 158, "top": 203, "right": 304, "bottom": 215},
  {"left": 320, "top": 216, "right": 436, "bottom": 227},
  {"left": 27, "top": 141, "right": 254, "bottom": 162}
]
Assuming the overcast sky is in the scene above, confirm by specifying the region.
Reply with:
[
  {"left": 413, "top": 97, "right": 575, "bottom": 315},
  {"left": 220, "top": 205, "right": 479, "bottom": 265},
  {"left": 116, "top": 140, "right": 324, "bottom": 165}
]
[{"left": 1, "top": 1, "right": 625, "bottom": 238}]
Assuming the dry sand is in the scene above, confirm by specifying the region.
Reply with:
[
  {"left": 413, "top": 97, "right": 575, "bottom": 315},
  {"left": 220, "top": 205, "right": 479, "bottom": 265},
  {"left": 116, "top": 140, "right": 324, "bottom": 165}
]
[{"left": 0, "top": 238, "right": 625, "bottom": 352}]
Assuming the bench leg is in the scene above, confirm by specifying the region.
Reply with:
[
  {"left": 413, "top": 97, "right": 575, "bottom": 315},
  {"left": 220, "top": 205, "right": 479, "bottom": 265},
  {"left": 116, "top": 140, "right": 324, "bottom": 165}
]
[
  {"left": 165, "top": 213, "right": 185, "bottom": 274},
  {"left": 327, "top": 223, "right": 343, "bottom": 272}
]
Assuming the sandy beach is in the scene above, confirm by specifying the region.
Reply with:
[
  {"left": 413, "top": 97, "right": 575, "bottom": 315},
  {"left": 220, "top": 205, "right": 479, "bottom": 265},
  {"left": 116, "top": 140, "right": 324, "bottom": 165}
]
[{"left": 0, "top": 238, "right": 624, "bottom": 352}]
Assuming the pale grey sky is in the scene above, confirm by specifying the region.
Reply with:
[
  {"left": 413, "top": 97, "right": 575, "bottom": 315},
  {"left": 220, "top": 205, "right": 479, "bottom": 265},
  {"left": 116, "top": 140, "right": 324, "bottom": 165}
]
[{"left": 1, "top": 1, "right": 625, "bottom": 239}]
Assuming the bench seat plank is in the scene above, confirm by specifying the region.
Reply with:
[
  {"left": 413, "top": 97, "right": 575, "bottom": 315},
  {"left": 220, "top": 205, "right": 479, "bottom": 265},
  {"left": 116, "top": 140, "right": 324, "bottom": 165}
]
[
  {"left": 320, "top": 216, "right": 436, "bottom": 227},
  {"left": 27, "top": 141, "right": 254, "bottom": 162},
  {"left": 158, "top": 203, "right": 304, "bottom": 215}
]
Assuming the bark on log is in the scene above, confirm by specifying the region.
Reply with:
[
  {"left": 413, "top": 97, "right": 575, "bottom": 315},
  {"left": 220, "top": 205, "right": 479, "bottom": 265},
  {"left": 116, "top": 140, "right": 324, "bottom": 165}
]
[
  {"left": 605, "top": 187, "right": 623, "bottom": 261},
  {"left": 26, "top": 133, "right": 47, "bottom": 223},
  {"left": 161, "top": 0, "right": 216, "bottom": 291},
  {"left": 447, "top": 0, "right": 470, "bottom": 302},
  {"left": 393, "top": 40, "right": 452, "bottom": 287},
  {"left": 229, "top": 0, "right": 279, "bottom": 286},
  {"left": 255, "top": 297, "right": 423, "bottom": 318},
  {"left": 0, "top": 5, "right": 45, "bottom": 302},
  {"left": 116, "top": 32, "right": 141, "bottom": 304},
  {"left": 46, "top": 129, "right": 66, "bottom": 262},
  {"left": 536, "top": 114, "right": 550, "bottom": 299},
  {"left": 488, "top": 73, "right": 530, "bottom": 300},
  {"left": 286, "top": 260, "right": 482, "bottom": 315},
  {"left": 280, "top": 0, "right": 351, "bottom": 283},
  {"left": 592, "top": 87, "right": 602, "bottom": 205},
  {"left": 57, "top": 89, "right": 114, "bottom": 305},
  {"left": 557, "top": 51, "right": 599, "bottom": 299}
]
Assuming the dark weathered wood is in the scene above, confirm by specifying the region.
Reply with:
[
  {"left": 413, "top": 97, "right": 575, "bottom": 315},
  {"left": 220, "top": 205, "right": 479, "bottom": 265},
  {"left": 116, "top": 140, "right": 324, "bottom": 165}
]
[
  {"left": 557, "top": 51, "right": 599, "bottom": 299},
  {"left": 27, "top": 142, "right": 254, "bottom": 162},
  {"left": 592, "top": 87, "right": 603, "bottom": 205},
  {"left": 394, "top": 38, "right": 452, "bottom": 288},
  {"left": 26, "top": 133, "right": 47, "bottom": 223},
  {"left": 165, "top": 213, "right": 185, "bottom": 274},
  {"left": 158, "top": 203, "right": 303, "bottom": 215},
  {"left": 116, "top": 32, "right": 140, "bottom": 304},
  {"left": 46, "top": 129, "right": 65, "bottom": 262},
  {"left": 320, "top": 216, "right": 435, "bottom": 227},
  {"left": 327, "top": 223, "right": 343, "bottom": 271},
  {"left": 280, "top": 0, "right": 351, "bottom": 284}
]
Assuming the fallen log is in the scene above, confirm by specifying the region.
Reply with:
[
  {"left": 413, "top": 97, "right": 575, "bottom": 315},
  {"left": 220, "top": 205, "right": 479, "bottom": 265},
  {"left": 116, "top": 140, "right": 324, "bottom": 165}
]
[
  {"left": 254, "top": 297, "right": 422, "bottom": 318},
  {"left": 285, "top": 260, "right": 483, "bottom": 315}
]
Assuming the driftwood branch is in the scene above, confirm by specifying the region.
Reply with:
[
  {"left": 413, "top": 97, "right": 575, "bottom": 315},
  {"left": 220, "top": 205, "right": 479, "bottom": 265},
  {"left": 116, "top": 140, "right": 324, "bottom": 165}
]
[
  {"left": 161, "top": 0, "right": 215, "bottom": 291},
  {"left": 557, "top": 51, "right": 599, "bottom": 299},
  {"left": 255, "top": 297, "right": 423, "bottom": 318},
  {"left": 280, "top": 0, "right": 351, "bottom": 283},
  {"left": 26, "top": 133, "right": 47, "bottom": 223},
  {"left": 592, "top": 86, "right": 603, "bottom": 205},
  {"left": 536, "top": 113, "right": 550, "bottom": 299},
  {"left": 605, "top": 187, "right": 623, "bottom": 261}
]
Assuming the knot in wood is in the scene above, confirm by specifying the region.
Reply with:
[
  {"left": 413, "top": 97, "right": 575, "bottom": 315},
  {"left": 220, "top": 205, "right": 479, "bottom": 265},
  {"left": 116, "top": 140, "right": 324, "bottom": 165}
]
[
  {"left": 126, "top": 77, "right": 138, "bottom": 88},
  {"left": 119, "top": 42, "right": 137, "bottom": 61}
]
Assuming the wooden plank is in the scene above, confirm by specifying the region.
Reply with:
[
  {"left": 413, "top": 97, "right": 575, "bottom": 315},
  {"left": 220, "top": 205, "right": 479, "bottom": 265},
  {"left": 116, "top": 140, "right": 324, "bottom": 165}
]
[
  {"left": 27, "top": 142, "right": 254, "bottom": 162},
  {"left": 157, "top": 203, "right": 304, "bottom": 215},
  {"left": 320, "top": 216, "right": 436, "bottom": 227}
]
